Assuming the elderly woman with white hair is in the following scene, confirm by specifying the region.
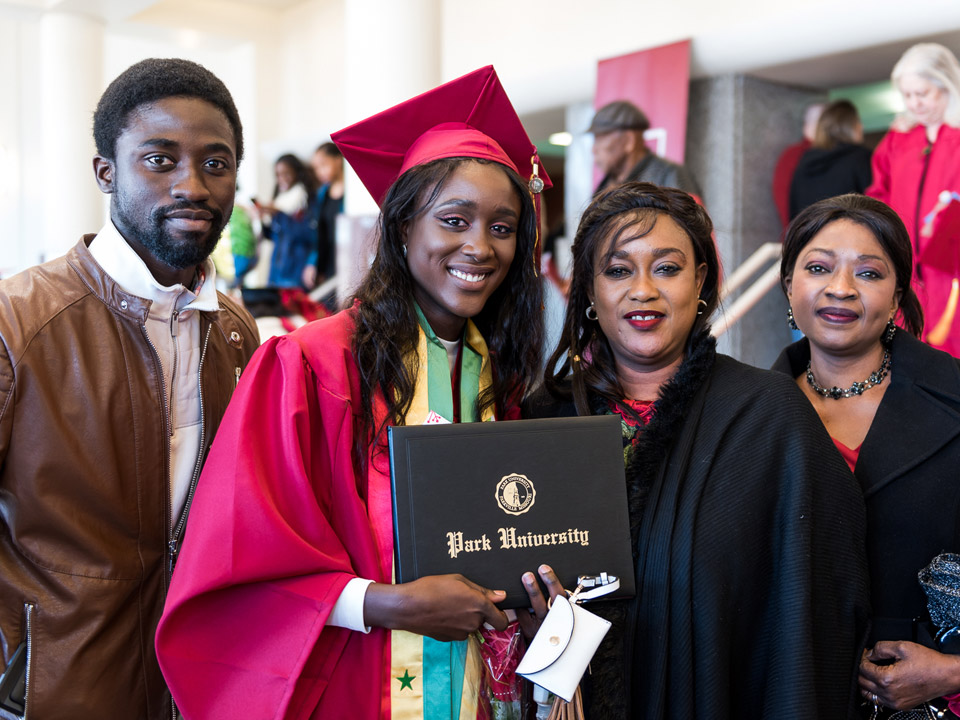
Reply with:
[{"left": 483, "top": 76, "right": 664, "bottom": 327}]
[{"left": 868, "top": 42, "right": 960, "bottom": 357}]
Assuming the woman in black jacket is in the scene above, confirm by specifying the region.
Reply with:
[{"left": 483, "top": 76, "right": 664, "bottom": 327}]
[
  {"left": 789, "top": 99, "right": 873, "bottom": 220},
  {"left": 525, "top": 182, "right": 869, "bottom": 720},
  {"left": 774, "top": 193, "right": 960, "bottom": 718}
]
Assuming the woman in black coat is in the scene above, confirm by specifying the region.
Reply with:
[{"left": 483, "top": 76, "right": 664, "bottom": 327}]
[
  {"left": 789, "top": 100, "right": 873, "bottom": 221},
  {"left": 774, "top": 193, "right": 960, "bottom": 718},
  {"left": 524, "top": 182, "right": 869, "bottom": 720}
]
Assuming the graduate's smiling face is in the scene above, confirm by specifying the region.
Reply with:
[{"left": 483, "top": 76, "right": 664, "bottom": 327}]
[
  {"left": 785, "top": 219, "right": 900, "bottom": 357},
  {"left": 403, "top": 161, "right": 520, "bottom": 341}
]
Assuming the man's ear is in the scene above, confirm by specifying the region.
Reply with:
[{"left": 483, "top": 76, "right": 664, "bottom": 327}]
[{"left": 93, "top": 156, "right": 115, "bottom": 194}]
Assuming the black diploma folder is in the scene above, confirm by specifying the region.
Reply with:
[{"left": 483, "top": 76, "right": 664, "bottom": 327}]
[{"left": 389, "top": 415, "right": 635, "bottom": 608}]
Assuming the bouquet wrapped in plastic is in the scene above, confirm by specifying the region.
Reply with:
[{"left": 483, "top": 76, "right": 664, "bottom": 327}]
[{"left": 475, "top": 621, "right": 524, "bottom": 720}]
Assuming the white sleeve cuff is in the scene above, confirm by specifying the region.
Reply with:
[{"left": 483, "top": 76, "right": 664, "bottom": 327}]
[{"left": 327, "top": 577, "right": 374, "bottom": 633}]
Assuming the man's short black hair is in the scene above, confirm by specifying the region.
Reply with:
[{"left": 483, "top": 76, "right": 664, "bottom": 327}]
[{"left": 93, "top": 58, "right": 244, "bottom": 164}]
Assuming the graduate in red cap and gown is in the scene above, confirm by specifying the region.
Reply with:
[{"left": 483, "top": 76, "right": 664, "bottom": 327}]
[{"left": 155, "top": 67, "right": 553, "bottom": 720}]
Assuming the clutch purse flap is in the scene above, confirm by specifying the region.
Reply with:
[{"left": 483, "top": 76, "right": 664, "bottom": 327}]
[
  {"left": 516, "top": 595, "right": 575, "bottom": 674},
  {"left": 517, "top": 595, "right": 612, "bottom": 702}
]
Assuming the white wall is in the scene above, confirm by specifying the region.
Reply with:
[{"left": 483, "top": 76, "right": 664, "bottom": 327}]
[
  {"left": 439, "top": 0, "right": 960, "bottom": 115},
  {"left": 0, "top": 14, "right": 41, "bottom": 275}
]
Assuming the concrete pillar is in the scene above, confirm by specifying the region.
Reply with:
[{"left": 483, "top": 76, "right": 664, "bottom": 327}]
[
  {"left": 343, "top": 0, "right": 441, "bottom": 217},
  {"left": 563, "top": 100, "right": 596, "bottom": 253},
  {"left": 338, "top": 0, "right": 442, "bottom": 302},
  {"left": 39, "top": 11, "right": 105, "bottom": 261},
  {"left": 686, "top": 74, "right": 825, "bottom": 368}
]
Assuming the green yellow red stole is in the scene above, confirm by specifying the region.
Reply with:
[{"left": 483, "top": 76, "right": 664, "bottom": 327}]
[{"left": 389, "top": 307, "right": 494, "bottom": 719}]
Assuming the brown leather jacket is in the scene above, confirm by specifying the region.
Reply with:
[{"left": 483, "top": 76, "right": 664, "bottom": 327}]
[{"left": 0, "top": 237, "right": 260, "bottom": 719}]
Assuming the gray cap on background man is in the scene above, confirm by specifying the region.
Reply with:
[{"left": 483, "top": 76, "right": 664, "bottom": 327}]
[
  {"left": 588, "top": 100, "right": 650, "bottom": 135},
  {"left": 589, "top": 99, "right": 701, "bottom": 198}
]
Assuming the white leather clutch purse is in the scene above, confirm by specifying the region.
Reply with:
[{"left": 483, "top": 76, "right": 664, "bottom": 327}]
[{"left": 516, "top": 593, "right": 612, "bottom": 702}]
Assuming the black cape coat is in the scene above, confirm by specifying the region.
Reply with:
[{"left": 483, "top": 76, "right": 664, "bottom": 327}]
[
  {"left": 773, "top": 331, "right": 960, "bottom": 645},
  {"left": 525, "top": 333, "right": 870, "bottom": 719}
]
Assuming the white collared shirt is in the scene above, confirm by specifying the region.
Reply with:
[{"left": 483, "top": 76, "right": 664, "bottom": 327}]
[{"left": 89, "top": 220, "right": 220, "bottom": 527}]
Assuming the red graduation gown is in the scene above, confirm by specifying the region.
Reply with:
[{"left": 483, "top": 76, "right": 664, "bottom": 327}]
[{"left": 156, "top": 308, "right": 520, "bottom": 719}]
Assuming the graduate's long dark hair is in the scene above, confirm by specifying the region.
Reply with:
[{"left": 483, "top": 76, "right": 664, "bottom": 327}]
[
  {"left": 352, "top": 157, "right": 544, "bottom": 451},
  {"left": 545, "top": 182, "right": 721, "bottom": 417}
]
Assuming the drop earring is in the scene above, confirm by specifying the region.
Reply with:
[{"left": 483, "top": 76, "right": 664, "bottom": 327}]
[
  {"left": 884, "top": 318, "right": 897, "bottom": 344},
  {"left": 787, "top": 306, "right": 799, "bottom": 330},
  {"left": 585, "top": 304, "right": 598, "bottom": 321}
]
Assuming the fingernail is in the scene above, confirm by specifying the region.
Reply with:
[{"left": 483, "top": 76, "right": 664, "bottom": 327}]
[{"left": 539, "top": 564, "right": 552, "bottom": 574}]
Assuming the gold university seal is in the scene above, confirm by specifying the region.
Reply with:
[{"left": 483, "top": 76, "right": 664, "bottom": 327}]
[{"left": 495, "top": 473, "right": 536, "bottom": 516}]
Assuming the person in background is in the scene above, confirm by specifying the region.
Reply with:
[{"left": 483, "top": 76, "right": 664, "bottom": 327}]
[
  {"left": 773, "top": 101, "right": 826, "bottom": 228},
  {"left": 155, "top": 66, "right": 552, "bottom": 720},
  {"left": 0, "top": 58, "right": 259, "bottom": 719},
  {"left": 524, "top": 181, "right": 869, "bottom": 720},
  {"left": 227, "top": 197, "right": 258, "bottom": 289},
  {"left": 256, "top": 153, "right": 319, "bottom": 288},
  {"left": 789, "top": 99, "right": 873, "bottom": 220},
  {"left": 867, "top": 42, "right": 960, "bottom": 357},
  {"left": 303, "top": 142, "right": 345, "bottom": 292},
  {"left": 590, "top": 100, "right": 701, "bottom": 198},
  {"left": 773, "top": 193, "right": 960, "bottom": 719}
]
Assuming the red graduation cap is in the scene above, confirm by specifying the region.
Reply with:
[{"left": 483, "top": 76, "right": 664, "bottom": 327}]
[{"left": 331, "top": 65, "right": 551, "bottom": 208}]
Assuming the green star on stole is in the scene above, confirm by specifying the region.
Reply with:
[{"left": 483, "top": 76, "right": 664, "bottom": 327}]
[{"left": 396, "top": 669, "right": 416, "bottom": 691}]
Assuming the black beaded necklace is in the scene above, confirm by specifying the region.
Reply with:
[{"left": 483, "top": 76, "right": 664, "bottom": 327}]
[{"left": 805, "top": 348, "right": 891, "bottom": 400}]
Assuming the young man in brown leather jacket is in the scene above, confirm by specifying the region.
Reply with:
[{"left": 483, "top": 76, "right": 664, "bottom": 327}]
[{"left": 0, "top": 58, "right": 260, "bottom": 720}]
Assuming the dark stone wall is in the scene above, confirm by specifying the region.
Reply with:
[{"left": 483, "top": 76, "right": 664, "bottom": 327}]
[{"left": 686, "top": 74, "right": 826, "bottom": 368}]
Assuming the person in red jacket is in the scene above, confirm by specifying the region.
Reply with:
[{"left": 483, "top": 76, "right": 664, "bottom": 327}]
[{"left": 867, "top": 42, "right": 960, "bottom": 357}]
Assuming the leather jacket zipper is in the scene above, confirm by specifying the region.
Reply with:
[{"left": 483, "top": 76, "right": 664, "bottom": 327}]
[
  {"left": 23, "top": 602, "right": 33, "bottom": 720},
  {"left": 168, "top": 324, "right": 213, "bottom": 574},
  {"left": 168, "top": 310, "right": 179, "bottom": 434},
  {"left": 139, "top": 326, "right": 174, "bottom": 573}
]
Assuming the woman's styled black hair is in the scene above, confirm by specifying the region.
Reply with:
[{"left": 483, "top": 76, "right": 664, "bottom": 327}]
[
  {"left": 352, "top": 156, "right": 544, "bottom": 448},
  {"left": 273, "top": 153, "right": 319, "bottom": 199},
  {"left": 93, "top": 57, "right": 243, "bottom": 164},
  {"left": 780, "top": 193, "right": 923, "bottom": 337},
  {"left": 546, "top": 182, "right": 721, "bottom": 416}
]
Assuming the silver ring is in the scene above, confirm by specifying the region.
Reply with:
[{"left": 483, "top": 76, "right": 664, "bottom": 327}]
[{"left": 871, "top": 693, "right": 881, "bottom": 706}]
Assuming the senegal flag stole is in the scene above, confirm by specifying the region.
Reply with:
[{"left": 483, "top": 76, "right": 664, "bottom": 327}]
[{"left": 390, "top": 309, "right": 495, "bottom": 719}]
